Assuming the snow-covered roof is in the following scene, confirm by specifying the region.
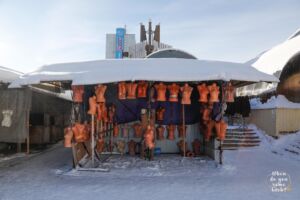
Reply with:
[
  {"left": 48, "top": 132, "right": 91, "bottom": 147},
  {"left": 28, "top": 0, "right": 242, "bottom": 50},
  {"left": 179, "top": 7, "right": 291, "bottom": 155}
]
[
  {"left": 9, "top": 58, "right": 278, "bottom": 88},
  {"left": 287, "top": 28, "right": 300, "bottom": 40},
  {"left": 0, "top": 66, "right": 23, "bottom": 83},
  {"left": 251, "top": 31, "right": 300, "bottom": 74},
  {"left": 251, "top": 95, "right": 300, "bottom": 109},
  {"left": 146, "top": 48, "right": 197, "bottom": 59}
]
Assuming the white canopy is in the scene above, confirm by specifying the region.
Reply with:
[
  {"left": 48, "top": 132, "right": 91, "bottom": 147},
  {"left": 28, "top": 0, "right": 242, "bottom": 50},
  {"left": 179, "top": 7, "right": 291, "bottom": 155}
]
[{"left": 9, "top": 58, "right": 278, "bottom": 88}]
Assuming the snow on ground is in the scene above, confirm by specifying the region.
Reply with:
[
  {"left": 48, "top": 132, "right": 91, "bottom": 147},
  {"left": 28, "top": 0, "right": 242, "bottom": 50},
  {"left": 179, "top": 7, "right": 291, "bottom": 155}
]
[
  {"left": 250, "top": 95, "right": 300, "bottom": 109},
  {"left": 0, "top": 127, "right": 300, "bottom": 200},
  {"left": 0, "top": 153, "right": 27, "bottom": 163},
  {"left": 256, "top": 127, "right": 300, "bottom": 161},
  {"left": 62, "top": 155, "right": 217, "bottom": 178}
]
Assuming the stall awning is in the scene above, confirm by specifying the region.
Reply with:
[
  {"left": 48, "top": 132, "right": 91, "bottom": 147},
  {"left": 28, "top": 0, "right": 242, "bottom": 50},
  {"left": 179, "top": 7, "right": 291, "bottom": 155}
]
[{"left": 9, "top": 58, "right": 279, "bottom": 88}]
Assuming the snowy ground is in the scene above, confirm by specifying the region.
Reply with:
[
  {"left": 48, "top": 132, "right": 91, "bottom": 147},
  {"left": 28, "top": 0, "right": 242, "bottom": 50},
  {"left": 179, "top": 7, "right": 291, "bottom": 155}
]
[{"left": 0, "top": 126, "right": 299, "bottom": 200}]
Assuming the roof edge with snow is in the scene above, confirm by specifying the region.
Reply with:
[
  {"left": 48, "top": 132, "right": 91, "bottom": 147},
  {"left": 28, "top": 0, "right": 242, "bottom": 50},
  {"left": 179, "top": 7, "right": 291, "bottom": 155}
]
[
  {"left": 0, "top": 66, "right": 23, "bottom": 83},
  {"left": 9, "top": 58, "right": 278, "bottom": 88}
]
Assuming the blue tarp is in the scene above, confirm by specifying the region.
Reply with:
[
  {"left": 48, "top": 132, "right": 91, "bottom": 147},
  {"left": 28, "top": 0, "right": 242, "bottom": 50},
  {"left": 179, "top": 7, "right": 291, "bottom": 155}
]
[{"left": 82, "top": 84, "right": 204, "bottom": 125}]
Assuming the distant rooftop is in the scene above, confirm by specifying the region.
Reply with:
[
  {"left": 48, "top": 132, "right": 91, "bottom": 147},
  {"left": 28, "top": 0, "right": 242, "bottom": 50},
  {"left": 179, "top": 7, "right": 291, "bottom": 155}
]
[
  {"left": 0, "top": 66, "right": 23, "bottom": 83},
  {"left": 146, "top": 48, "right": 197, "bottom": 59},
  {"left": 251, "top": 28, "right": 300, "bottom": 74},
  {"left": 287, "top": 28, "right": 300, "bottom": 40}
]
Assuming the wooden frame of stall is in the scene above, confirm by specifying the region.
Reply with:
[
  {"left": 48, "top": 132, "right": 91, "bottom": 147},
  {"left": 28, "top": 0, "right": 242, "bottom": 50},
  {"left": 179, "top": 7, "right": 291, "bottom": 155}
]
[{"left": 67, "top": 80, "right": 251, "bottom": 170}]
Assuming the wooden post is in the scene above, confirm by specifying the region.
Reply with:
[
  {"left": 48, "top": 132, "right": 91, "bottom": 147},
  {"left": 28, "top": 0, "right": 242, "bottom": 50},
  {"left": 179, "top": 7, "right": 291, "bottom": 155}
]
[
  {"left": 96, "top": 119, "right": 99, "bottom": 137},
  {"left": 110, "top": 122, "right": 113, "bottom": 155},
  {"left": 182, "top": 104, "right": 186, "bottom": 157},
  {"left": 91, "top": 115, "right": 95, "bottom": 167},
  {"left": 26, "top": 110, "right": 30, "bottom": 154},
  {"left": 95, "top": 119, "right": 100, "bottom": 159},
  {"left": 147, "top": 83, "right": 152, "bottom": 126},
  {"left": 219, "top": 82, "right": 226, "bottom": 165},
  {"left": 100, "top": 120, "right": 103, "bottom": 135},
  {"left": 219, "top": 140, "right": 223, "bottom": 165},
  {"left": 72, "top": 143, "right": 78, "bottom": 168},
  {"left": 143, "top": 82, "right": 152, "bottom": 160}
]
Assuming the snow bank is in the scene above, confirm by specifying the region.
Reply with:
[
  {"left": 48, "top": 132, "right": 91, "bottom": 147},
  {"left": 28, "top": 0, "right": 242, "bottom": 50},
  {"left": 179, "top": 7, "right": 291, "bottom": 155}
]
[
  {"left": 250, "top": 95, "right": 300, "bottom": 109},
  {"left": 254, "top": 126, "right": 300, "bottom": 162}
]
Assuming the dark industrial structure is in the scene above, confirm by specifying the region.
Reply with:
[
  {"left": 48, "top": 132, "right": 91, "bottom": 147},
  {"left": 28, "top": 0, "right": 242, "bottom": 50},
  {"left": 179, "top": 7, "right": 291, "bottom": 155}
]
[{"left": 140, "top": 20, "right": 160, "bottom": 55}]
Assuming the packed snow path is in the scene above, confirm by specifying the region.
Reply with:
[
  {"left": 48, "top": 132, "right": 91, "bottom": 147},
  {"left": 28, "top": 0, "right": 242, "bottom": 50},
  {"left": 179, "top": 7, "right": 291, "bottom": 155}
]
[{"left": 0, "top": 132, "right": 300, "bottom": 200}]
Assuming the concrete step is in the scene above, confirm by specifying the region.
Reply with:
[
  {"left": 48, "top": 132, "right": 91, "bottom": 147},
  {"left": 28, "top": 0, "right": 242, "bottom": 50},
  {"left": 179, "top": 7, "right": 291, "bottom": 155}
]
[
  {"left": 226, "top": 129, "right": 254, "bottom": 134},
  {"left": 227, "top": 128, "right": 254, "bottom": 132},
  {"left": 222, "top": 143, "right": 260, "bottom": 148},
  {"left": 284, "top": 148, "right": 300, "bottom": 155},
  {"left": 226, "top": 132, "right": 257, "bottom": 136},
  {"left": 223, "top": 139, "right": 260, "bottom": 144},
  {"left": 223, "top": 127, "right": 261, "bottom": 150},
  {"left": 223, "top": 143, "right": 260, "bottom": 146},
  {"left": 225, "top": 135, "right": 259, "bottom": 140},
  {"left": 222, "top": 147, "right": 239, "bottom": 150},
  {"left": 290, "top": 144, "right": 300, "bottom": 150}
]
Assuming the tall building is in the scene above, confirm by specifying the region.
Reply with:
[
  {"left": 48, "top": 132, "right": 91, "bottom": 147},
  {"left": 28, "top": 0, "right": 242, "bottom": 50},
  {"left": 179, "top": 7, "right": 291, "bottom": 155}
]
[
  {"left": 105, "top": 28, "right": 136, "bottom": 59},
  {"left": 105, "top": 21, "right": 172, "bottom": 59}
]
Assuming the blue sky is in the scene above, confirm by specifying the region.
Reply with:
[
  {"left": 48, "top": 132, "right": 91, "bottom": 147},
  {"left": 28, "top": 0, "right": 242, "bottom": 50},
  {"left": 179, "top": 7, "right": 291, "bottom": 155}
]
[{"left": 0, "top": 0, "right": 299, "bottom": 73}]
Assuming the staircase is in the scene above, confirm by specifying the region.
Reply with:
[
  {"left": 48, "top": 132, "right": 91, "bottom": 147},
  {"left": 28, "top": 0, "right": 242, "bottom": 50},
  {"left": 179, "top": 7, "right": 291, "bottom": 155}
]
[
  {"left": 271, "top": 135, "right": 300, "bottom": 161},
  {"left": 222, "top": 128, "right": 261, "bottom": 150},
  {"left": 283, "top": 141, "right": 300, "bottom": 156}
]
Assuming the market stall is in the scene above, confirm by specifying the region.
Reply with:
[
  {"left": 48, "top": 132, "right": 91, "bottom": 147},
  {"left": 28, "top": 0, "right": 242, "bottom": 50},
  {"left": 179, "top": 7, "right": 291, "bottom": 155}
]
[
  {"left": 10, "top": 58, "right": 278, "bottom": 169},
  {"left": 0, "top": 67, "right": 71, "bottom": 153}
]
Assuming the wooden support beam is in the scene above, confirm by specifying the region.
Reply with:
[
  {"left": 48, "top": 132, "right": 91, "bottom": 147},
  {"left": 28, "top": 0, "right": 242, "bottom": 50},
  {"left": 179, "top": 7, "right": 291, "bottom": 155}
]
[
  {"left": 71, "top": 143, "right": 78, "bottom": 168},
  {"left": 182, "top": 104, "right": 186, "bottom": 157},
  {"left": 91, "top": 115, "right": 95, "bottom": 167},
  {"left": 26, "top": 110, "right": 30, "bottom": 154}
]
